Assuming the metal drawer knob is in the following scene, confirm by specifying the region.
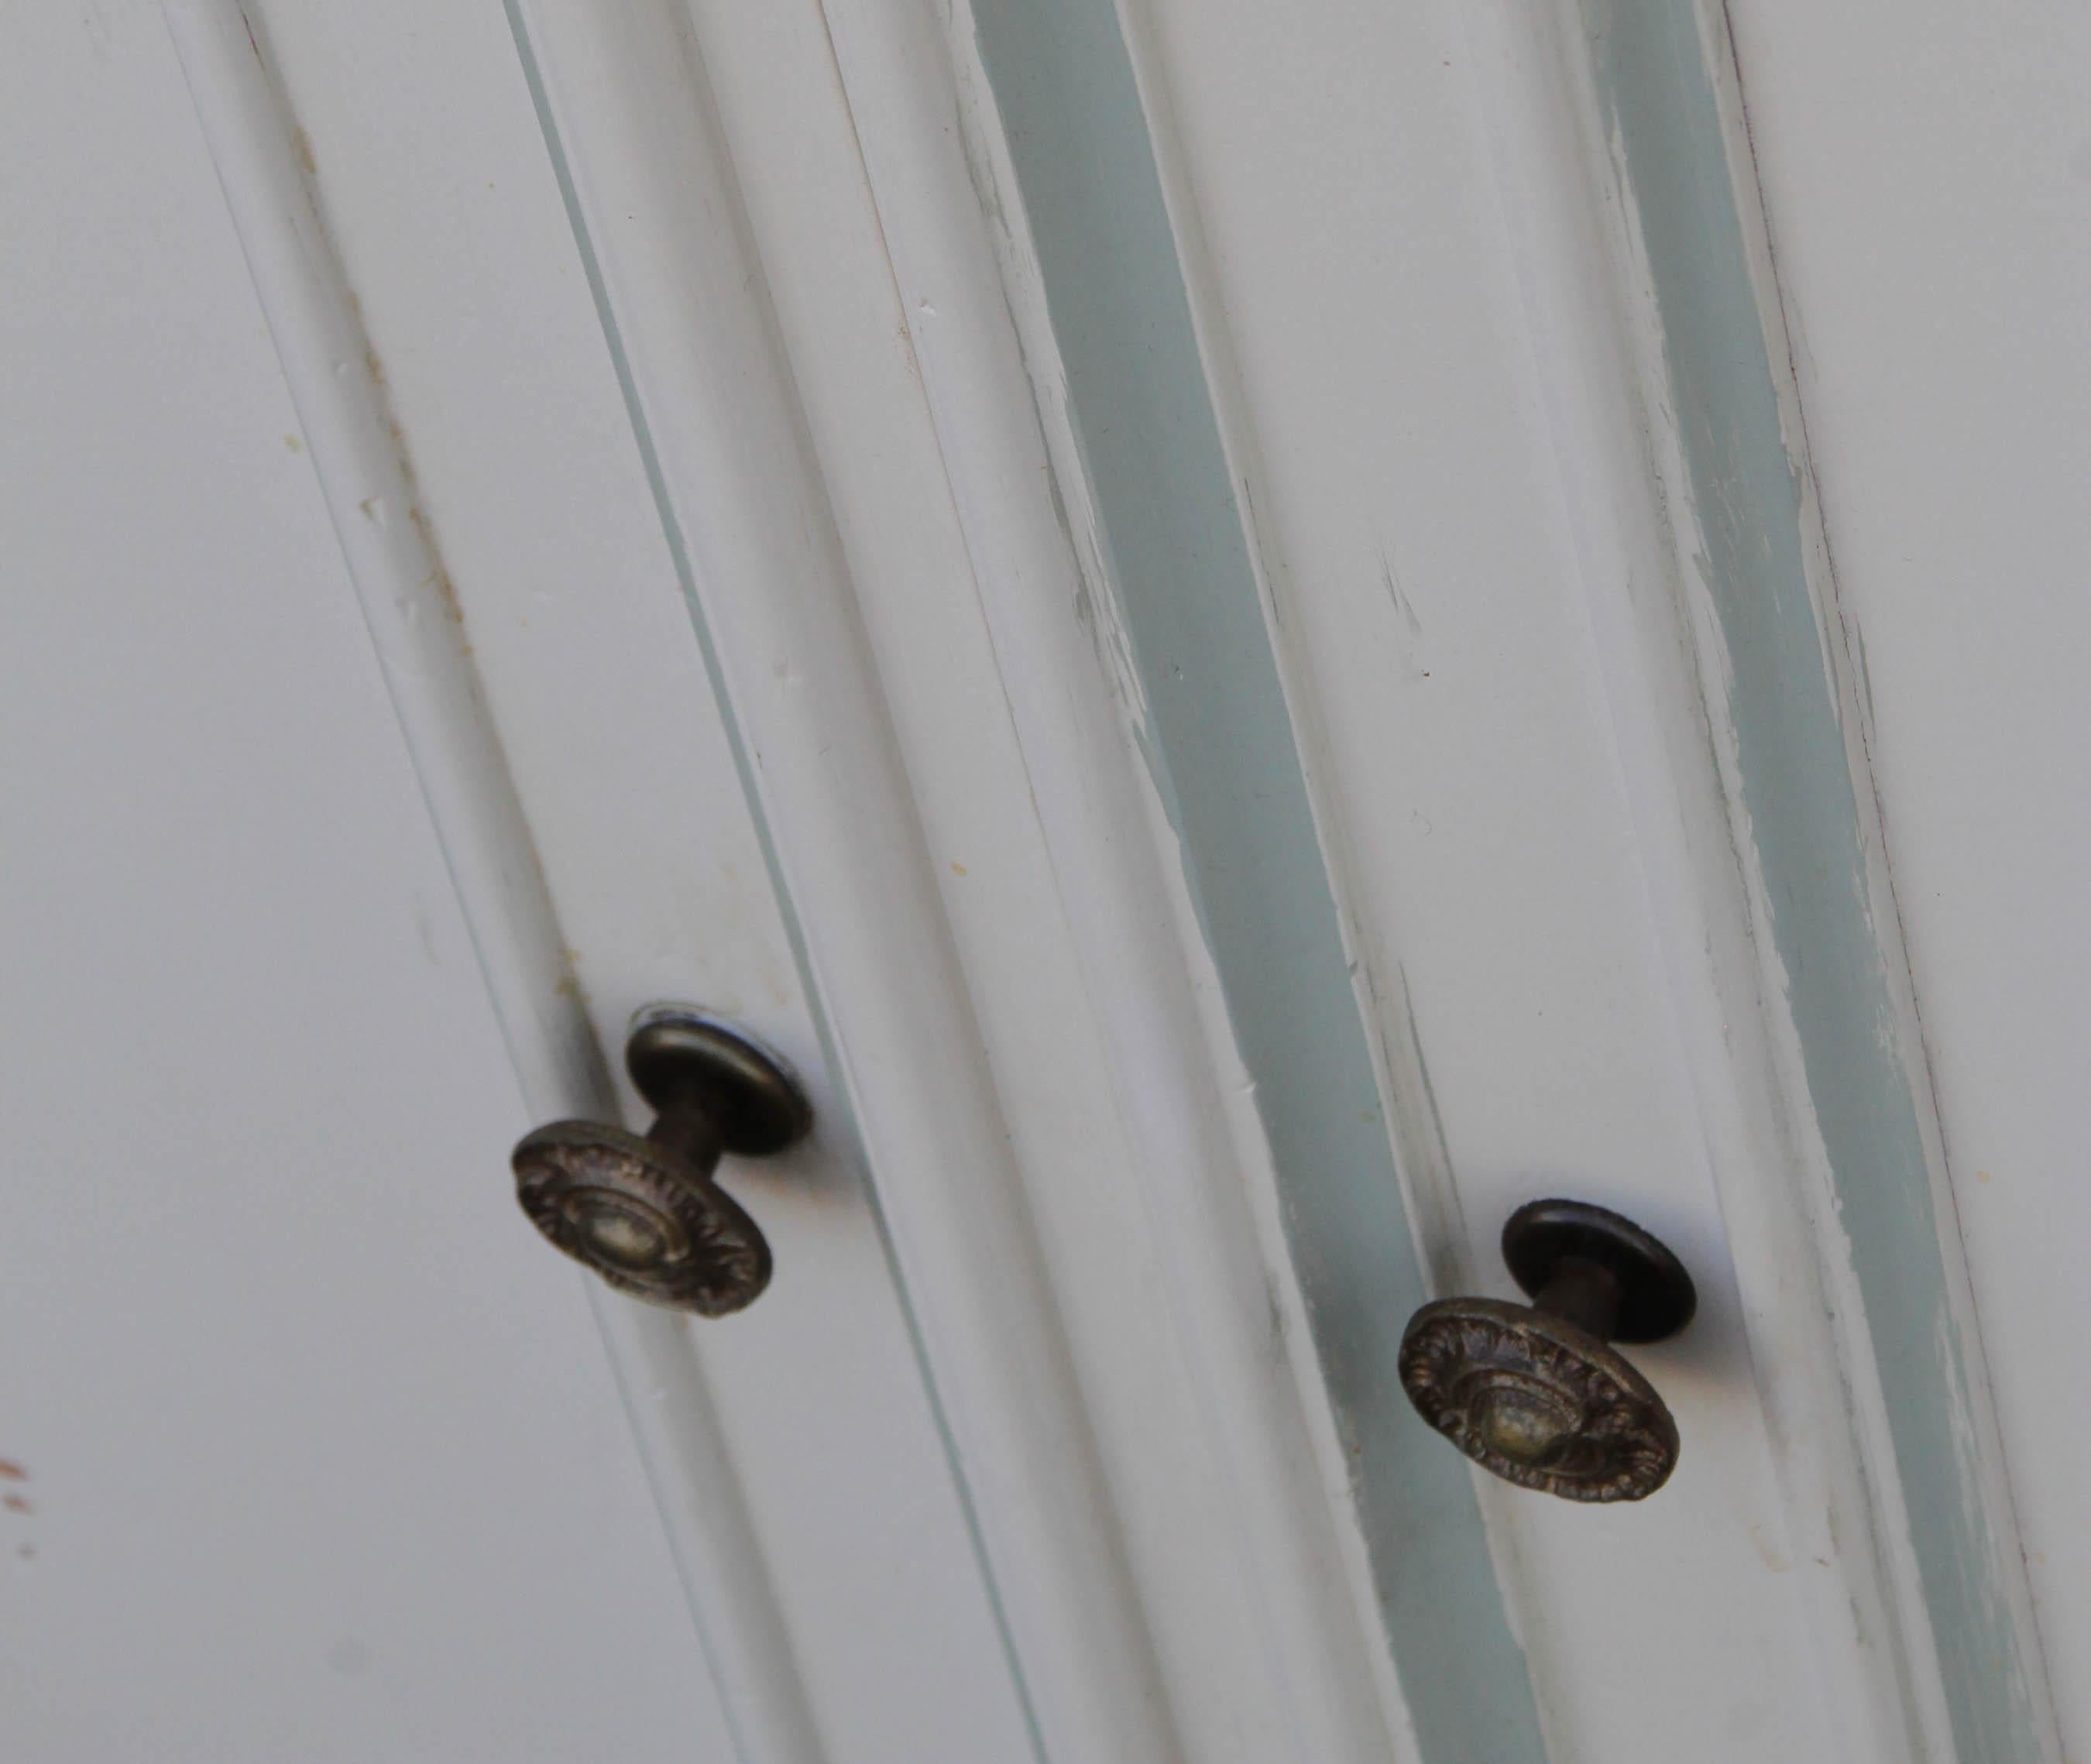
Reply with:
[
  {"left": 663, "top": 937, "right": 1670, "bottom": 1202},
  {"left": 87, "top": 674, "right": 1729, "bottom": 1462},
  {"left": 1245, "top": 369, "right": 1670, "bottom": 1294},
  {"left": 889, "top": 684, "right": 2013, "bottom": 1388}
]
[
  {"left": 512, "top": 1008, "right": 812, "bottom": 1316},
  {"left": 1399, "top": 1199, "right": 1695, "bottom": 1502}
]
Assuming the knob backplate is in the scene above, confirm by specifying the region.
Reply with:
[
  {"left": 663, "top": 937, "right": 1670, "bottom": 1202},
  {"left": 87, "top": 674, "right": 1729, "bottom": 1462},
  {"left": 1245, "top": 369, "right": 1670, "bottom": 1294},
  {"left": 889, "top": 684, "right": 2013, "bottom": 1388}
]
[
  {"left": 1501, "top": 1197, "right": 1696, "bottom": 1343},
  {"left": 626, "top": 1007, "right": 812, "bottom": 1156}
]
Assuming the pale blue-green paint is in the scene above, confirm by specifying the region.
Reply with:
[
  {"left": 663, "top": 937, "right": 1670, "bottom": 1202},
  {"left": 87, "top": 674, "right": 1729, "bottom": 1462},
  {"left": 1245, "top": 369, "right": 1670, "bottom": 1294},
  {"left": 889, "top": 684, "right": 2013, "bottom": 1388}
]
[
  {"left": 1584, "top": 3, "right": 2045, "bottom": 1757},
  {"left": 966, "top": 3, "right": 1549, "bottom": 1759}
]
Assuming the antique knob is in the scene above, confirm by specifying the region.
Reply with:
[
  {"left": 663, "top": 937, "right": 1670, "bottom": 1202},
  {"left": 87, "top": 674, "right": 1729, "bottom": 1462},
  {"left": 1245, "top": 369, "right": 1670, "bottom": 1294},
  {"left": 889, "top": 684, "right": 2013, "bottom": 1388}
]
[
  {"left": 512, "top": 1008, "right": 812, "bottom": 1316},
  {"left": 1399, "top": 1199, "right": 1696, "bottom": 1502}
]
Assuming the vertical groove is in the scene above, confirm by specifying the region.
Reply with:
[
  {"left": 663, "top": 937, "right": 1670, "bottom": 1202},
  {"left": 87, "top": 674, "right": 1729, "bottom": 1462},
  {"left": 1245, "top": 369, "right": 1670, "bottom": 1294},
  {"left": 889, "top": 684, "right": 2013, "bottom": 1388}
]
[
  {"left": 959, "top": 1, "right": 1552, "bottom": 1758},
  {"left": 1581, "top": 2, "right": 2058, "bottom": 1756}
]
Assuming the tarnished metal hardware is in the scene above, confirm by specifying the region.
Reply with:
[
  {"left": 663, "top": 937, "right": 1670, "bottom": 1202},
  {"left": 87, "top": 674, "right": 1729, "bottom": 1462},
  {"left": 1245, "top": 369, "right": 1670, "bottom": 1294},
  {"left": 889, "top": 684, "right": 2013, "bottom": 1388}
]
[
  {"left": 512, "top": 1007, "right": 812, "bottom": 1316},
  {"left": 1399, "top": 1199, "right": 1696, "bottom": 1502}
]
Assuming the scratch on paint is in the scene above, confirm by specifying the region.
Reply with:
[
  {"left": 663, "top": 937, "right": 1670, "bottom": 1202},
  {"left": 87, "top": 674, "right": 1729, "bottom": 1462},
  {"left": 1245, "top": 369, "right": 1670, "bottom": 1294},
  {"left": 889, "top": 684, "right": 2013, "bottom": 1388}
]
[
  {"left": 1238, "top": 477, "right": 1286, "bottom": 637},
  {"left": 1398, "top": 966, "right": 1457, "bottom": 1189},
  {"left": 1054, "top": 441, "right": 1152, "bottom": 735},
  {"left": 1377, "top": 548, "right": 1433, "bottom": 681},
  {"left": 266, "top": 50, "right": 479, "bottom": 674},
  {"left": 1850, "top": 616, "right": 1876, "bottom": 731},
  {"left": 1379, "top": 549, "right": 1423, "bottom": 639}
]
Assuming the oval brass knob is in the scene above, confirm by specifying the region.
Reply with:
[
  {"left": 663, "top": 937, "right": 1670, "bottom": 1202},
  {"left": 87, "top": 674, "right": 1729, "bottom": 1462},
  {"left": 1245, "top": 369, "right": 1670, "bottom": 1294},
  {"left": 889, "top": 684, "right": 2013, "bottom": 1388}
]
[
  {"left": 1399, "top": 1199, "right": 1695, "bottom": 1502},
  {"left": 512, "top": 1008, "right": 812, "bottom": 1316}
]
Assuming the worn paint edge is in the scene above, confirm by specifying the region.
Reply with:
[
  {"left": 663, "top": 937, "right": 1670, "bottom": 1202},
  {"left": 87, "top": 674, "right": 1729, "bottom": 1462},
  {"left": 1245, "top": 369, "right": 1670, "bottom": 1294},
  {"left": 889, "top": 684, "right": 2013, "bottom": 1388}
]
[
  {"left": 960, "top": 2, "right": 1550, "bottom": 1758},
  {"left": 1581, "top": 3, "right": 2055, "bottom": 1759}
]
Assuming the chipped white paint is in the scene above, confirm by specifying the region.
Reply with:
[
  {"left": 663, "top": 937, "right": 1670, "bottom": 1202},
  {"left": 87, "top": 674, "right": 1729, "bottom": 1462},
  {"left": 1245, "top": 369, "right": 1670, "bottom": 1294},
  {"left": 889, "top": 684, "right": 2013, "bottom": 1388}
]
[
  {"left": 1721, "top": 0, "right": 2091, "bottom": 1750},
  {"left": 1452, "top": 2, "right": 1969, "bottom": 1756},
  {"left": 1094, "top": 0, "right": 2052, "bottom": 1756}
]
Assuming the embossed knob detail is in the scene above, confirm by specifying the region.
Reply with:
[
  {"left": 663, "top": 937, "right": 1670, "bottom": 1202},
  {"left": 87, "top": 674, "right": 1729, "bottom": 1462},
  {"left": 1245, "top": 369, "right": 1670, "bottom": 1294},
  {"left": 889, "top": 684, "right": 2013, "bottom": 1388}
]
[
  {"left": 513, "top": 1009, "right": 812, "bottom": 1316},
  {"left": 1399, "top": 1199, "right": 1696, "bottom": 1502}
]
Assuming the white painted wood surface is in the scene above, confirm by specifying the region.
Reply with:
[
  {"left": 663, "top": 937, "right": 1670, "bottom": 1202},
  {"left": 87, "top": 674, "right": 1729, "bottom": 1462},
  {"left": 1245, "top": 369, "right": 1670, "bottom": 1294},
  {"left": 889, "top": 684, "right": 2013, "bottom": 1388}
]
[
  {"left": 6, "top": 0, "right": 2081, "bottom": 1759},
  {"left": 0, "top": 11, "right": 730, "bottom": 1757},
  {"left": 6, "top": 6, "right": 1035, "bottom": 1761}
]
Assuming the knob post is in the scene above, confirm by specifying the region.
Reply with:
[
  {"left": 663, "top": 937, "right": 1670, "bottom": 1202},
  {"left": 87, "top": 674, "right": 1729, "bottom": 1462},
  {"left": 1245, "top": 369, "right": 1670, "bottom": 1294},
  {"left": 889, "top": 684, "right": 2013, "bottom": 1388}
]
[
  {"left": 1530, "top": 1256, "right": 1623, "bottom": 1340},
  {"left": 646, "top": 1091, "right": 726, "bottom": 1175}
]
